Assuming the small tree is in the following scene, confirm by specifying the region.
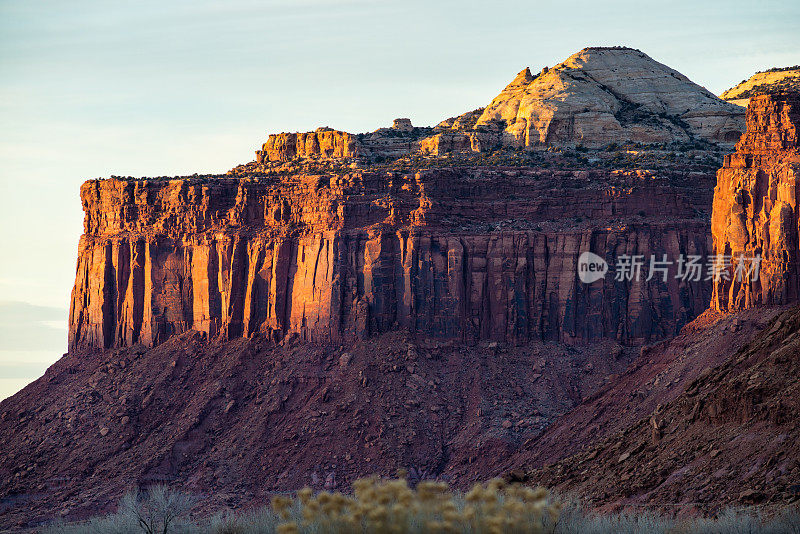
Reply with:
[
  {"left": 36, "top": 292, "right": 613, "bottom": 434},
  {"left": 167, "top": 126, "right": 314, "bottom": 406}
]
[{"left": 118, "top": 485, "right": 194, "bottom": 534}]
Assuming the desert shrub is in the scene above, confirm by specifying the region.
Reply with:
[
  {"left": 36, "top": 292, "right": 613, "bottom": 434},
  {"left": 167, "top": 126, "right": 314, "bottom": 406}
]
[
  {"left": 119, "top": 485, "right": 195, "bottom": 534},
  {"left": 759, "top": 65, "right": 800, "bottom": 74},
  {"left": 207, "top": 510, "right": 249, "bottom": 534},
  {"left": 546, "top": 498, "right": 682, "bottom": 534},
  {"left": 688, "top": 507, "right": 800, "bottom": 534},
  {"left": 268, "top": 476, "right": 557, "bottom": 533},
  {"left": 43, "top": 481, "right": 800, "bottom": 534}
]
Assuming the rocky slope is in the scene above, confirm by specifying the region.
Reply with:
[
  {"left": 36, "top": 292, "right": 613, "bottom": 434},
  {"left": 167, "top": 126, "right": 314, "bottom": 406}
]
[
  {"left": 481, "top": 307, "right": 785, "bottom": 476},
  {"left": 0, "top": 332, "right": 638, "bottom": 528},
  {"left": 721, "top": 67, "right": 800, "bottom": 107},
  {"left": 711, "top": 93, "right": 800, "bottom": 311},
  {"left": 509, "top": 304, "right": 800, "bottom": 512}
]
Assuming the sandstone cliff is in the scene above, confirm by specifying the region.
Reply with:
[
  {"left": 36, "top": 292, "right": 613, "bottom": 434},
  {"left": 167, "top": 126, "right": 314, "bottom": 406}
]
[
  {"left": 711, "top": 93, "right": 800, "bottom": 311},
  {"left": 257, "top": 121, "right": 432, "bottom": 163},
  {"left": 257, "top": 128, "right": 359, "bottom": 163},
  {"left": 69, "top": 164, "right": 713, "bottom": 351},
  {"left": 69, "top": 46, "right": 741, "bottom": 351}
]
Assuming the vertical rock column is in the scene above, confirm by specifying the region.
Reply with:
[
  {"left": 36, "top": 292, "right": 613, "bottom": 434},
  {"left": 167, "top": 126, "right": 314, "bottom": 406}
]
[{"left": 711, "top": 94, "right": 800, "bottom": 310}]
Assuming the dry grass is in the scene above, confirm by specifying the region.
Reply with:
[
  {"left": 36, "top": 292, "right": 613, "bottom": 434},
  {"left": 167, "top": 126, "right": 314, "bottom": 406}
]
[{"left": 43, "top": 479, "right": 800, "bottom": 534}]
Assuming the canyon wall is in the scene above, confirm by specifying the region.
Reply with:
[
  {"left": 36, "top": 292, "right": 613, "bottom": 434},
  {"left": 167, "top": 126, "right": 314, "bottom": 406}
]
[
  {"left": 69, "top": 167, "right": 712, "bottom": 351},
  {"left": 711, "top": 93, "right": 800, "bottom": 311}
]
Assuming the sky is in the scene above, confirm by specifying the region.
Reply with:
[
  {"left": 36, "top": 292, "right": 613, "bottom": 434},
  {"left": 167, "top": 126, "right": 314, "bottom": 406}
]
[{"left": 0, "top": 0, "right": 798, "bottom": 400}]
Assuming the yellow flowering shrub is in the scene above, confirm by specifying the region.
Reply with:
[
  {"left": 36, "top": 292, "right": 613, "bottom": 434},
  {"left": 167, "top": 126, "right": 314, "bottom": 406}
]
[{"left": 273, "top": 475, "right": 559, "bottom": 534}]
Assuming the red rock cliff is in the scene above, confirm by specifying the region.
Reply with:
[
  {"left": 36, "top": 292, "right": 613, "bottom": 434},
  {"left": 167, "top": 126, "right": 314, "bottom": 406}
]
[
  {"left": 711, "top": 93, "right": 800, "bottom": 310},
  {"left": 257, "top": 128, "right": 359, "bottom": 163},
  {"left": 69, "top": 165, "right": 713, "bottom": 351}
]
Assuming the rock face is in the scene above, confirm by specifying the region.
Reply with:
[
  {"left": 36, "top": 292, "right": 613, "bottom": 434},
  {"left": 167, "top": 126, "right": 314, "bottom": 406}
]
[
  {"left": 721, "top": 67, "right": 800, "bottom": 107},
  {"left": 69, "top": 166, "right": 713, "bottom": 351},
  {"left": 258, "top": 122, "right": 433, "bottom": 163},
  {"left": 514, "top": 305, "right": 800, "bottom": 511},
  {"left": 392, "top": 118, "right": 414, "bottom": 131},
  {"left": 417, "top": 47, "right": 745, "bottom": 156},
  {"left": 252, "top": 47, "right": 745, "bottom": 165},
  {"left": 711, "top": 94, "right": 800, "bottom": 311},
  {"left": 69, "top": 46, "right": 743, "bottom": 353},
  {"left": 257, "top": 128, "right": 359, "bottom": 163},
  {"left": 473, "top": 47, "right": 744, "bottom": 148}
]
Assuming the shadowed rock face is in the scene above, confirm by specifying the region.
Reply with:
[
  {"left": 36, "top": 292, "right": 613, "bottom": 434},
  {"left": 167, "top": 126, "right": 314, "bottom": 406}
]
[
  {"left": 69, "top": 166, "right": 713, "bottom": 351},
  {"left": 711, "top": 94, "right": 800, "bottom": 311}
]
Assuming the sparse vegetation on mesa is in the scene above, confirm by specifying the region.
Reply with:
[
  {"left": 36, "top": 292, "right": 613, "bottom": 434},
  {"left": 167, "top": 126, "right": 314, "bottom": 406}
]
[
  {"left": 44, "top": 479, "right": 800, "bottom": 534},
  {"left": 226, "top": 141, "right": 725, "bottom": 179}
]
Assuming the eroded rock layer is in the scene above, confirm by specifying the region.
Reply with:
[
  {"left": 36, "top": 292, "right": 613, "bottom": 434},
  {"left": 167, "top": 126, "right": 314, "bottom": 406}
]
[
  {"left": 473, "top": 47, "right": 745, "bottom": 148},
  {"left": 257, "top": 128, "right": 359, "bottom": 163},
  {"left": 711, "top": 93, "right": 800, "bottom": 311},
  {"left": 69, "top": 167, "right": 712, "bottom": 350},
  {"left": 251, "top": 47, "right": 745, "bottom": 165}
]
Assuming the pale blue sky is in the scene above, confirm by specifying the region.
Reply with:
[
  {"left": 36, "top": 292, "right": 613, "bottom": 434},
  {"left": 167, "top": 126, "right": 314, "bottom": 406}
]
[{"left": 0, "top": 0, "right": 798, "bottom": 399}]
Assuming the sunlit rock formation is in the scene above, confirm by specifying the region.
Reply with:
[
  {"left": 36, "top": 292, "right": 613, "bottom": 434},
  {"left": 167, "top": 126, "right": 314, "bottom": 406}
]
[
  {"left": 721, "top": 66, "right": 800, "bottom": 107},
  {"left": 254, "top": 47, "right": 745, "bottom": 165},
  {"left": 711, "top": 93, "right": 800, "bottom": 310},
  {"left": 69, "top": 165, "right": 713, "bottom": 350}
]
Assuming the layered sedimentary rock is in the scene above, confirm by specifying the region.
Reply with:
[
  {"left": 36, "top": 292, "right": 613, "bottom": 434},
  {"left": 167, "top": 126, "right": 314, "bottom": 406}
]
[
  {"left": 711, "top": 94, "right": 800, "bottom": 311},
  {"left": 473, "top": 47, "right": 744, "bottom": 148},
  {"left": 70, "top": 46, "right": 745, "bottom": 351},
  {"left": 257, "top": 128, "right": 359, "bottom": 163},
  {"left": 258, "top": 120, "right": 432, "bottom": 163},
  {"left": 251, "top": 47, "right": 745, "bottom": 165},
  {"left": 69, "top": 167, "right": 713, "bottom": 351},
  {"left": 418, "top": 47, "right": 745, "bottom": 156}
]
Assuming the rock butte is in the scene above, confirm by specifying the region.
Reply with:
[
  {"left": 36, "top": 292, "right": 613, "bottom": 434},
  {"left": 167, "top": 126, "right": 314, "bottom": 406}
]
[
  {"left": 69, "top": 46, "right": 752, "bottom": 352},
  {"left": 6, "top": 60, "right": 800, "bottom": 530},
  {"left": 471, "top": 47, "right": 744, "bottom": 148}
]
